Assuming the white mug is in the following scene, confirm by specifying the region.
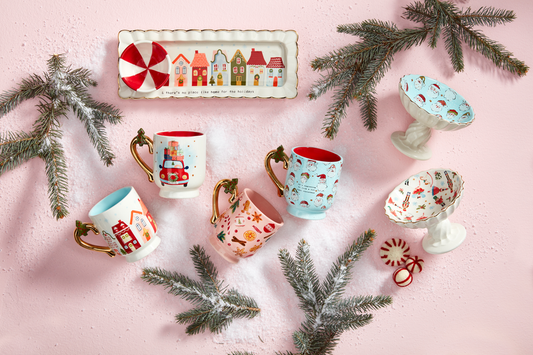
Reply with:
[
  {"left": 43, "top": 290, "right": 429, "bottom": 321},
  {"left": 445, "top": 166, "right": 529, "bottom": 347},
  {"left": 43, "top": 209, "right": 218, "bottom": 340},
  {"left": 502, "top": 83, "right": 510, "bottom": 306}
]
[
  {"left": 131, "top": 128, "right": 206, "bottom": 198},
  {"left": 73, "top": 186, "right": 161, "bottom": 263}
]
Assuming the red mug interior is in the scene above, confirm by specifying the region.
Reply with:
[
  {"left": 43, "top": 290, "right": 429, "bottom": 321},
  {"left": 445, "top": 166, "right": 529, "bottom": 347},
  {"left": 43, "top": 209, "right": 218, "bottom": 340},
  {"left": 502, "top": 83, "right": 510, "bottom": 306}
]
[
  {"left": 293, "top": 147, "right": 341, "bottom": 162},
  {"left": 157, "top": 131, "right": 204, "bottom": 137}
]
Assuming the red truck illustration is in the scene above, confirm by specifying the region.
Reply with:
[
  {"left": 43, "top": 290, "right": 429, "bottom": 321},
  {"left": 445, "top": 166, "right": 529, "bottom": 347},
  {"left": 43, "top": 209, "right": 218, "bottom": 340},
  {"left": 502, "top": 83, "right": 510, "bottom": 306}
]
[{"left": 159, "top": 141, "right": 189, "bottom": 186}]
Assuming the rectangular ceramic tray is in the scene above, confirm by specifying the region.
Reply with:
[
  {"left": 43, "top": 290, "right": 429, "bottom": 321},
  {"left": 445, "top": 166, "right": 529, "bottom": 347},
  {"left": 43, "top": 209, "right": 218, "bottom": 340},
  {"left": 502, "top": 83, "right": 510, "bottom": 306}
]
[{"left": 118, "top": 29, "right": 298, "bottom": 99}]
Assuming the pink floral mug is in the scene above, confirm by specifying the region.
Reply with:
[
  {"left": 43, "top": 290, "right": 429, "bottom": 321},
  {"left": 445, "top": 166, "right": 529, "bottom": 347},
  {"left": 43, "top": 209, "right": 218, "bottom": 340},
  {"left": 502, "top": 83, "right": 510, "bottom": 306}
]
[{"left": 208, "top": 179, "right": 284, "bottom": 263}]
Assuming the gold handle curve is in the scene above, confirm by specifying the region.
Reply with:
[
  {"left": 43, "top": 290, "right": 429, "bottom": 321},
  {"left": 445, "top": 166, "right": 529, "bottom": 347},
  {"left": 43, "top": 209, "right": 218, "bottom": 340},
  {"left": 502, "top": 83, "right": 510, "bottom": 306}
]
[
  {"left": 130, "top": 128, "right": 154, "bottom": 182},
  {"left": 265, "top": 148, "right": 289, "bottom": 197},
  {"left": 210, "top": 179, "right": 239, "bottom": 224},
  {"left": 73, "top": 221, "right": 116, "bottom": 257}
]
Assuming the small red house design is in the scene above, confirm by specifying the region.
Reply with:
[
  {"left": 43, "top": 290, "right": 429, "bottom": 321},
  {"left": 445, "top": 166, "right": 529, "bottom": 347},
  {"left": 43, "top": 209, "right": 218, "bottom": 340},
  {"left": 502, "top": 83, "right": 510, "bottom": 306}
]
[
  {"left": 190, "top": 50, "right": 209, "bottom": 87},
  {"left": 247, "top": 48, "right": 267, "bottom": 86},
  {"left": 266, "top": 57, "right": 285, "bottom": 87},
  {"left": 111, "top": 220, "right": 140, "bottom": 254}
]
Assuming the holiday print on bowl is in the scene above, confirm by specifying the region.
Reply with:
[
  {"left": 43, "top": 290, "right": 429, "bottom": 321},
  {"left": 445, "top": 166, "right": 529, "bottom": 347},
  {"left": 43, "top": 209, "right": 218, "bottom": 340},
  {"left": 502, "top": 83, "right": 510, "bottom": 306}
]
[
  {"left": 391, "top": 75, "right": 475, "bottom": 160},
  {"left": 385, "top": 168, "right": 463, "bottom": 226},
  {"left": 384, "top": 168, "right": 467, "bottom": 254},
  {"left": 401, "top": 74, "right": 475, "bottom": 125},
  {"left": 119, "top": 41, "right": 171, "bottom": 92}
]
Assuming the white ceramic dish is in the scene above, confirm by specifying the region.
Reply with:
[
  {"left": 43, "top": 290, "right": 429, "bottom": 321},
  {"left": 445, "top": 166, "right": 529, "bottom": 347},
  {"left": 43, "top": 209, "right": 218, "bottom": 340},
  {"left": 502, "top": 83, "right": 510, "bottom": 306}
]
[
  {"left": 117, "top": 29, "right": 298, "bottom": 99},
  {"left": 391, "top": 74, "right": 475, "bottom": 160},
  {"left": 384, "top": 168, "right": 466, "bottom": 254},
  {"left": 118, "top": 41, "right": 171, "bottom": 93}
]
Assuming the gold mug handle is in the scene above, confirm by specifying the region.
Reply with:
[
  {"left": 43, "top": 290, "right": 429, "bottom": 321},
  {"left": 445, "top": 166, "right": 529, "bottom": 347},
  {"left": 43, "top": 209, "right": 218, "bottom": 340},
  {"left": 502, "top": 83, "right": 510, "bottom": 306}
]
[
  {"left": 130, "top": 128, "right": 154, "bottom": 182},
  {"left": 264, "top": 146, "right": 290, "bottom": 197},
  {"left": 73, "top": 220, "right": 116, "bottom": 257},
  {"left": 210, "top": 179, "right": 239, "bottom": 225}
]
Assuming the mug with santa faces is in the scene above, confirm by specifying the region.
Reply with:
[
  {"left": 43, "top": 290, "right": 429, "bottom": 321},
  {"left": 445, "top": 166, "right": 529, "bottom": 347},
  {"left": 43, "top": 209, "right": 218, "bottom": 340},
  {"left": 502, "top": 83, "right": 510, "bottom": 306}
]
[
  {"left": 265, "top": 146, "right": 343, "bottom": 220},
  {"left": 208, "top": 178, "right": 284, "bottom": 263}
]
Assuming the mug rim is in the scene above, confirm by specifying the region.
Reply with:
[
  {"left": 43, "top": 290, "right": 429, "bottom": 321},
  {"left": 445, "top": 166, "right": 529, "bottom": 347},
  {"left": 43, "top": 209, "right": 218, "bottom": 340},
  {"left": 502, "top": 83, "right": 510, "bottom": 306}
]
[
  {"left": 242, "top": 187, "right": 284, "bottom": 225},
  {"left": 156, "top": 131, "right": 204, "bottom": 137},
  {"left": 89, "top": 186, "right": 134, "bottom": 218},
  {"left": 292, "top": 146, "right": 342, "bottom": 163}
]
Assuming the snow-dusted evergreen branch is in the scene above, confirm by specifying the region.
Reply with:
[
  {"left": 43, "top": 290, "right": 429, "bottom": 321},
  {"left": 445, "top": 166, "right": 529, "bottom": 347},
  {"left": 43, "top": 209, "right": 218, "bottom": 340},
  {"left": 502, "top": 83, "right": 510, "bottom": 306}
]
[
  {"left": 142, "top": 245, "right": 260, "bottom": 336},
  {"left": 0, "top": 53, "right": 123, "bottom": 219},
  {"left": 279, "top": 229, "right": 392, "bottom": 355},
  {"left": 310, "top": 0, "right": 528, "bottom": 139},
  {"left": 230, "top": 230, "right": 392, "bottom": 355}
]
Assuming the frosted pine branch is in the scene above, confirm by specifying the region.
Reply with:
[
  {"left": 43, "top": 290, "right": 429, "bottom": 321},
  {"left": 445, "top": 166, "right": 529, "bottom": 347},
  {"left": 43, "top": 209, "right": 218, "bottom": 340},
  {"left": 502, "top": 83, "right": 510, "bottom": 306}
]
[
  {"left": 142, "top": 245, "right": 260, "bottom": 336},
  {"left": 310, "top": 0, "right": 528, "bottom": 139},
  {"left": 0, "top": 53, "right": 122, "bottom": 219}
]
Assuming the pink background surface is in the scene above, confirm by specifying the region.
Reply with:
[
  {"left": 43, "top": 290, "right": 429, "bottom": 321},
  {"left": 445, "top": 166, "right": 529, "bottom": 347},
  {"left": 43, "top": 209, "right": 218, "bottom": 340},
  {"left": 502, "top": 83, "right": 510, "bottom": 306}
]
[{"left": 1, "top": 0, "right": 532, "bottom": 354}]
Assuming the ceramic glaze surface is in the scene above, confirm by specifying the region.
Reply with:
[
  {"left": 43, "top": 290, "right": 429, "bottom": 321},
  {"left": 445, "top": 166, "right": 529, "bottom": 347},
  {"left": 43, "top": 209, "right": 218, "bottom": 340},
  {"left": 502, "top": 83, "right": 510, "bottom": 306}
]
[
  {"left": 2, "top": 0, "right": 533, "bottom": 353},
  {"left": 283, "top": 147, "right": 343, "bottom": 219},
  {"left": 385, "top": 168, "right": 463, "bottom": 225},
  {"left": 87, "top": 187, "right": 160, "bottom": 262},
  {"left": 210, "top": 189, "right": 283, "bottom": 263},
  {"left": 119, "top": 41, "right": 171, "bottom": 92},
  {"left": 400, "top": 74, "right": 474, "bottom": 125}
]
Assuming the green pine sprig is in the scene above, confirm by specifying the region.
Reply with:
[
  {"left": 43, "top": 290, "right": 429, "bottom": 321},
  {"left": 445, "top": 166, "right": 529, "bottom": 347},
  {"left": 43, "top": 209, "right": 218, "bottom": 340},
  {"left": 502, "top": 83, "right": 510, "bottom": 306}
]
[
  {"left": 142, "top": 245, "right": 261, "bottom": 335},
  {"left": 0, "top": 53, "right": 123, "bottom": 219},
  {"left": 278, "top": 229, "right": 392, "bottom": 355},
  {"left": 310, "top": 0, "right": 528, "bottom": 139},
  {"left": 231, "top": 229, "right": 392, "bottom": 355}
]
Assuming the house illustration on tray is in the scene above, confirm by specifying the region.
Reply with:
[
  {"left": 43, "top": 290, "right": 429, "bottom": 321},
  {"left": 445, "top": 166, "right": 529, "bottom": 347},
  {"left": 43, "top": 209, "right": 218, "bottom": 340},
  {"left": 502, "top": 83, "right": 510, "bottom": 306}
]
[
  {"left": 247, "top": 48, "right": 267, "bottom": 86},
  {"left": 266, "top": 57, "right": 285, "bottom": 87},
  {"left": 230, "top": 49, "right": 247, "bottom": 86},
  {"left": 190, "top": 50, "right": 209, "bottom": 86},
  {"left": 210, "top": 49, "right": 229, "bottom": 86},
  {"left": 172, "top": 54, "right": 190, "bottom": 87}
]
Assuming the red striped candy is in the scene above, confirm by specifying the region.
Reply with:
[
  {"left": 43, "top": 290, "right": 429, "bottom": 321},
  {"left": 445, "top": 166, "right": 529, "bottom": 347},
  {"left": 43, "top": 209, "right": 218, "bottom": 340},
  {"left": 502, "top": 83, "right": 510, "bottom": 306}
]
[
  {"left": 405, "top": 256, "right": 424, "bottom": 273},
  {"left": 380, "top": 238, "right": 410, "bottom": 266},
  {"left": 393, "top": 267, "right": 413, "bottom": 287}
]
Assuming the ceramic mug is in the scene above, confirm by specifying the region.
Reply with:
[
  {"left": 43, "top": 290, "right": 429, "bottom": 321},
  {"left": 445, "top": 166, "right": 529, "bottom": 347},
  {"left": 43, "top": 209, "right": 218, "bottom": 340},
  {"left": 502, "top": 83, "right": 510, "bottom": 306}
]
[
  {"left": 265, "top": 146, "right": 343, "bottom": 220},
  {"left": 130, "top": 128, "right": 206, "bottom": 198},
  {"left": 73, "top": 186, "right": 161, "bottom": 263},
  {"left": 208, "top": 178, "right": 284, "bottom": 263}
]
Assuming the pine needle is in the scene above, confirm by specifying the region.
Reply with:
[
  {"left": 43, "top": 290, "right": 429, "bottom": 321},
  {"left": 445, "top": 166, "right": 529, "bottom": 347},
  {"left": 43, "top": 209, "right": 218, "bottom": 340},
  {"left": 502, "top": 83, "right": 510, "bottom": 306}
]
[
  {"left": 0, "top": 53, "right": 123, "bottom": 219},
  {"left": 142, "top": 245, "right": 260, "bottom": 336},
  {"left": 278, "top": 229, "right": 392, "bottom": 355},
  {"left": 309, "top": 0, "right": 529, "bottom": 139}
]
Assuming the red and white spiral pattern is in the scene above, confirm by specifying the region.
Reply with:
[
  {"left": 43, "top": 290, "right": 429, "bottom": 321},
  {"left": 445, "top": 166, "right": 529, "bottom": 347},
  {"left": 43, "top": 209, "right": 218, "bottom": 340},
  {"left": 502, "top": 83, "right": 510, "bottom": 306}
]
[{"left": 119, "top": 41, "right": 170, "bottom": 92}]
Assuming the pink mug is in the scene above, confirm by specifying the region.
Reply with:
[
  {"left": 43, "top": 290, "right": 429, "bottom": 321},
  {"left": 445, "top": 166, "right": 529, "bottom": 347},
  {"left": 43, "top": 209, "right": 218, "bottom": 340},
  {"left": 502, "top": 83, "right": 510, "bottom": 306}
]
[{"left": 208, "top": 179, "right": 284, "bottom": 263}]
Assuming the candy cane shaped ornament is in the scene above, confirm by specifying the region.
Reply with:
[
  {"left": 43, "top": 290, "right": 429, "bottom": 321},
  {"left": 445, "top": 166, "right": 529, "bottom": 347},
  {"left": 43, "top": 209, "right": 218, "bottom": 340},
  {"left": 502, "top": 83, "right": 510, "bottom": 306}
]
[{"left": 119, "top": 41, "right": 170, "bottom": 93}]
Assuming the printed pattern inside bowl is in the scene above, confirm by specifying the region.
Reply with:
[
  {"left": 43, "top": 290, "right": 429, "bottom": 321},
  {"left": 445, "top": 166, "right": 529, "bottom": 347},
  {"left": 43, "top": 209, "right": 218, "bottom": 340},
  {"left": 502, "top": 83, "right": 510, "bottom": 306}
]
[
  {"left": 385, "top": 169, "right": 463, "bottom": 224},
  {"left": 400, "top": 74, "right": 474, "bottom": 124}
]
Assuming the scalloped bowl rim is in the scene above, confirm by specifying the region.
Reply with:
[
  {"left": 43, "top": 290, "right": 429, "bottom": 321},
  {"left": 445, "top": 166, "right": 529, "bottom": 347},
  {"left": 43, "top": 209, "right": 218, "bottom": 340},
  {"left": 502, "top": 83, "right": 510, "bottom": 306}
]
[
  {"left": 384, "top": 168, "right": 465, "bottom": 227},
  {"left": 399, "top": 74, "right": 475, "bottom": 127}
]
